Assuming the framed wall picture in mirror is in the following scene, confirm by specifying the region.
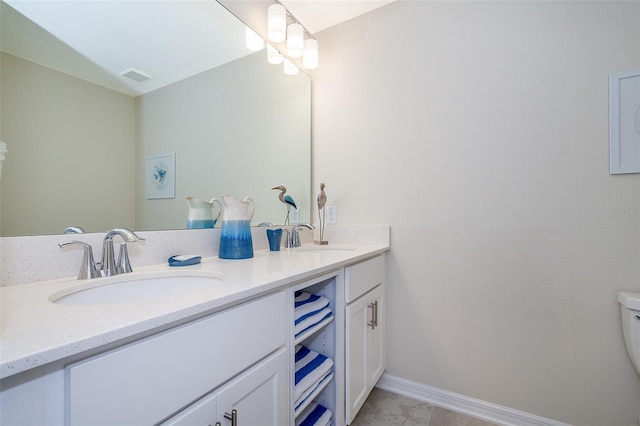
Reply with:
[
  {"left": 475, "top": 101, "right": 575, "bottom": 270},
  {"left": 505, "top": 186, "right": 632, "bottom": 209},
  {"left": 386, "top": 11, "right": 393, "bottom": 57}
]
[{"left": 146, "top": 153, "right": 175, "bottom": 200}]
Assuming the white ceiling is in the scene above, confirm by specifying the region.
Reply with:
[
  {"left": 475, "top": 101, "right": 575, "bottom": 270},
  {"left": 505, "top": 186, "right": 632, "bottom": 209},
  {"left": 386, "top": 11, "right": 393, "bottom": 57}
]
[
  {"left": 1, "top": 0, "right": 250, "bottom": 96},
  {"left": 281, "top": 0, "right": 396, "bottom": 34},
  {"left": 0, "top": 0, "right": 395, "bottom": 96}
]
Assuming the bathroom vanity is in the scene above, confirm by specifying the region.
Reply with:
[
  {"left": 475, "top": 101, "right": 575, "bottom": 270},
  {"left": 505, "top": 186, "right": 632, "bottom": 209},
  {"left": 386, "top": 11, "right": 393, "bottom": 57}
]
[{"left": 0, "top": 232, "right": 388, "bottom": 426}]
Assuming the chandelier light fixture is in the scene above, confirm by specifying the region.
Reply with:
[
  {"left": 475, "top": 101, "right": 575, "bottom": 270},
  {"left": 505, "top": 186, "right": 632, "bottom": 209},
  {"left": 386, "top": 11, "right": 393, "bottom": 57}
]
[
  {"left": 286, "top": 23, "right": 304, "bottom": 58},
  {"left": 266, "top": 0, "right": 318, "bottom": 72},
  {"left": 267, "top": 3, "right": 287, "bottom": 43},
  {"left": 302, "top": 39, "right": 318, "bottom": 70}
]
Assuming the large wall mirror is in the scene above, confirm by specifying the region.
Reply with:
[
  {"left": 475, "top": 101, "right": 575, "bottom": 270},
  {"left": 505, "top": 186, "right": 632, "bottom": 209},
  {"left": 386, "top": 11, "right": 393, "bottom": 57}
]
[{"left": 0, "top": 0, "right": 311, "bottom": 237}]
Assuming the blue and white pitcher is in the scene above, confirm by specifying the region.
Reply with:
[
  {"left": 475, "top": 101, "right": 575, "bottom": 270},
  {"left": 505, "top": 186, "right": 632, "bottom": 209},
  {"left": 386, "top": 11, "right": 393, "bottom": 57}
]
[
  {"left": 218, "top": 195, "right": 255, "bottom": 259},
  {"left": 185, "top": 196, "right": 222, "bottom": 229}
]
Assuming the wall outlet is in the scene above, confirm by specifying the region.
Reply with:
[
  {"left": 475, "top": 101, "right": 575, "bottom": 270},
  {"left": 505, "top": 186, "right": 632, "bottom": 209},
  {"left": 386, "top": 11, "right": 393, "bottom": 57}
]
[
  {"left": 326, "top": 205, "right": 337, "bottom": 224},
  {"left": 290, "top": 208, "right": 300, "bottom": 224}
]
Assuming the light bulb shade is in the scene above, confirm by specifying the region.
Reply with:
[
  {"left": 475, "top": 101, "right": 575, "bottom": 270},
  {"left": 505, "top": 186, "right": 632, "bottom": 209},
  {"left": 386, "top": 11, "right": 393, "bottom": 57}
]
[
  {"left": 283, "top": 57, "right": 299, "bottom": 75},
  {"left": 245, "top": 27, "right": 264, "bottom": 51},
  {"left": 267, "top": 44, "right": 283, "bottom": 64},
  {"left": 287, "top": 23, "right": 304, "bottom": 58},
  {"left": 302, "top": 38, "right": 318, "bottom": 69},
  {"left": 268, "top": 4, "right": 286, "bottom": 42}
]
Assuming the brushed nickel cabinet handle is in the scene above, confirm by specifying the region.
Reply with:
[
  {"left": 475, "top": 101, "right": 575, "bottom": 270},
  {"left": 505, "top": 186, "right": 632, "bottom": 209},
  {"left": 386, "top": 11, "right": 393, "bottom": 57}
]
[
  {"left": 368, "top": 301, "right": 378, "bottom": 330},
  {"left": 373, "top": 300, "right": 379, "bottom": 328},
  {"left": 374, "top": 300, "right": 379, "bottom": 327}
]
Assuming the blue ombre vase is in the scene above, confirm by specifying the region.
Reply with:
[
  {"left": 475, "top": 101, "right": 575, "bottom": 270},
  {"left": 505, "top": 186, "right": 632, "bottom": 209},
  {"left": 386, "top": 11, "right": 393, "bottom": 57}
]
[
  {"left": 219, "top": 220, "right": 254, "bottom": 259},
  {"left": 218, "top": 195, "right": 255, "bottom": 259}
]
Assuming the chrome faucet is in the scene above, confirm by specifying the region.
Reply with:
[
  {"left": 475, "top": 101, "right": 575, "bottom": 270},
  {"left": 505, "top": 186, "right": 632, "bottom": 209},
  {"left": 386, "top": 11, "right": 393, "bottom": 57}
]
[
  {"left": 290, "top": 224, "right": 315, "bottom": 248},
  {"left": 59, "top": 228, "right": 144, "bottom": 279},
  {"left": 99, "top": 228, "right": 145, "bottom": 276}
]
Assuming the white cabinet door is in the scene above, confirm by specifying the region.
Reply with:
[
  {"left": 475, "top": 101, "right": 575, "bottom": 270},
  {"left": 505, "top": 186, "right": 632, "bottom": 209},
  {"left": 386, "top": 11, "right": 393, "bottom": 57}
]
[
  {"left": 216, "top": 348, "right": 289, "bottom": 426},
  {"left": 345, "top": 284, "right": 384, "bottom": 425},
  {"left": 366, "top": 286, "right": 384, "bottom": 389},
  {"left": 162, "top": 349, "right": 289, "bottom": 426}
]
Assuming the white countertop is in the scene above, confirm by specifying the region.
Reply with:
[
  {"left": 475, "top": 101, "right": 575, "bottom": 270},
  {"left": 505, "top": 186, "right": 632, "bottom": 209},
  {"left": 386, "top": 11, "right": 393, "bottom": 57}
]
[{"left": 0, "top": 243, "right": 388, "bottom": 379}]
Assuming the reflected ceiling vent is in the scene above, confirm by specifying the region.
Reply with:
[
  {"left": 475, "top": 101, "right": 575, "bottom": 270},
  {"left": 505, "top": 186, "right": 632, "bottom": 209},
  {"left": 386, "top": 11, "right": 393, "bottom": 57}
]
[{"left": 119, "top": 67, "right": 154, "bottom": 82}]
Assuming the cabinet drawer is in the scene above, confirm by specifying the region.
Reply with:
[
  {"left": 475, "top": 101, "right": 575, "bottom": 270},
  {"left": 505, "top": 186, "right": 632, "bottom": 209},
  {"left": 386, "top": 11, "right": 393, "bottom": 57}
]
[
  {"left": 344, "top": 255, "right": 385, "bottom": 303},
  {"left": 65, "top": 291, "right": 287, "bottom": 426}
]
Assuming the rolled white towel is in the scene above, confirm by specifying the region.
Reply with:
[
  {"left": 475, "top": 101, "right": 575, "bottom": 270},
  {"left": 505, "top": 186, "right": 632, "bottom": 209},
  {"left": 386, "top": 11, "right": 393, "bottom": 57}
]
[
  {"left": 294, "top": 345, "right": 334, "bottom": 401},
  {"left": 294, "top": 306, "right": 333, "bottom": 337},
  {"left": 296, "top": 403, "right": 332, "bottom": 426},
  {"left": 295, "top": 370, "right": 334, "bottom": 414},
  {"left": 295, "top": 291, "right": 330, "bottom": 323}
]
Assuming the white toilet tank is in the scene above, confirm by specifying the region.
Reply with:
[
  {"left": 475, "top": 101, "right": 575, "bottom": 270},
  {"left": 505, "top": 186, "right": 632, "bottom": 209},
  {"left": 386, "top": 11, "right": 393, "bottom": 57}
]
[{"left": 618, "top": 292, "right": 640, "bottom": 376}]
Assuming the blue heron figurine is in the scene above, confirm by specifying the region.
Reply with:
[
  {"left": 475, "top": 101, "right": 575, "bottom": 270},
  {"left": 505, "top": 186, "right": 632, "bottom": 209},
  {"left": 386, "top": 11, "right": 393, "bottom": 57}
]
[{"left": 272, "top": 185, "right": 297, "bottom": 225}]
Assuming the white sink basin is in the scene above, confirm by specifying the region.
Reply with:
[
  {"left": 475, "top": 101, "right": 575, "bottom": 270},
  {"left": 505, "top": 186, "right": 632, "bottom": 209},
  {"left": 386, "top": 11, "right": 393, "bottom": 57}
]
[
  {"left": 296, "top": 246, "right": 355, "bottom": 253},
  {"left": 51, "top": 275, "right": 223, "bottom": 306}
]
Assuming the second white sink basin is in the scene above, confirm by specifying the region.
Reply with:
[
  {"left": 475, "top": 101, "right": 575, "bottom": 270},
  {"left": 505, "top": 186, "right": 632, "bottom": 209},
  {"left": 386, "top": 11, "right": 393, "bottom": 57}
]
[
  {"left": 296, "top": 246, "right": 355, "bottom": 253},
  {"left": 51, "top": 274, "right": 223, "bottom": 306}
]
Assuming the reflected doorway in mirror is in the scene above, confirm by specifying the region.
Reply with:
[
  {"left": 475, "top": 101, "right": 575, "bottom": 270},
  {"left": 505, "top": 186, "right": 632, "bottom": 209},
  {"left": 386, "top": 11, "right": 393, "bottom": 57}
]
[{"left": 146, "top": 153, "right": 175, "bottom": 199}]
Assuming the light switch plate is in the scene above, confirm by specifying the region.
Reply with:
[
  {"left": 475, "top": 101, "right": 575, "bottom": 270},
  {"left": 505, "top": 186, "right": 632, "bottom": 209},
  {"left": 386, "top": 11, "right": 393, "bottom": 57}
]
[
  {"left": 290, "top": 208, "right": 300, "bottom": 224},
  {"left": 326, "top": 205, "right": 337, "bottom": 224}
]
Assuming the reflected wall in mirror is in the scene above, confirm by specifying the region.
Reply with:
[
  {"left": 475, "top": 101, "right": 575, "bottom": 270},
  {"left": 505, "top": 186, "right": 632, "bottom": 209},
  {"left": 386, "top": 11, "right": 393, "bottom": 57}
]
[{"left": 0, "top": 0, "right": 311, "bottom": 237}]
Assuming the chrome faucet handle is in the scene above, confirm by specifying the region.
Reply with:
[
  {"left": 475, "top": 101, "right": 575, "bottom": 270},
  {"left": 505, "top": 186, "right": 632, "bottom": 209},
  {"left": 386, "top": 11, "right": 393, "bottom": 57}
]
[
  {"left": 291, "top": 224, "right": 315, "bottom": 247},
  {"left": 283, "top": 229, "right": 292, "bottom": 248},
  {"left": 117, "top": 242, "right": 133, "bottom": 274},
  {"left": 101, "top": 228, "right": 145, "bottom": 276},
  {"left": 59, "top": 241, "right": 100, "bottom": 280},
  {"left": 100, "top": 236, "right": 117, "bottom": 277}
]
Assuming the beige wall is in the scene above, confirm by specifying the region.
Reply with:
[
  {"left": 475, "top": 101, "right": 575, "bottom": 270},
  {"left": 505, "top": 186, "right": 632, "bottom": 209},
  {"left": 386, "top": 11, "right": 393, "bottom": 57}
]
[
  {"left": 0, "top": 53, "right": 136, "bottom": 236},
  {"left": 312, "top": 1, "right": 640, "bottom": 425}
]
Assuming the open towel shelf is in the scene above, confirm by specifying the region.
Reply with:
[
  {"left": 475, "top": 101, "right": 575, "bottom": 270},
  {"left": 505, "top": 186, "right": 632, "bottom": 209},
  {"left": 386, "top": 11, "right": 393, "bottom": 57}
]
[
  {"left": 294, "top": 315, "right": 334, "bottom": 345},
  {"left": 291, "top": 274, "right": 340, "bottom": 425}
]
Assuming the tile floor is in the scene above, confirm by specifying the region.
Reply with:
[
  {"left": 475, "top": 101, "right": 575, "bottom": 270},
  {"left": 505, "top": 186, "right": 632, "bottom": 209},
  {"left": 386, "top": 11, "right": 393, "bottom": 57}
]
[{"left": 350, "top": 388, "right": 499, "bottom": 426}]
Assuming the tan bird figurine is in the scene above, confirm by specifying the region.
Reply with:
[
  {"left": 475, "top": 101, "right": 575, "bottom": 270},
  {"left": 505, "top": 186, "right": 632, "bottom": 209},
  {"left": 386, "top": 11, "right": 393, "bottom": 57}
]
[
  {"left": 317, "top": 183, "right": 327, "bottom": 210},
  {"left": 316, "top": 183, "right": 328, "bottom": 244}
]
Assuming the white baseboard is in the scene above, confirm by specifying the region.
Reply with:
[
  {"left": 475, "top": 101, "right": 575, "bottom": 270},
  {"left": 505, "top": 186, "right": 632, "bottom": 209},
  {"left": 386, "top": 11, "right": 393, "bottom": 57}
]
[{"left": 376, "top": 373, "right": 571, "bottom": 426}]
